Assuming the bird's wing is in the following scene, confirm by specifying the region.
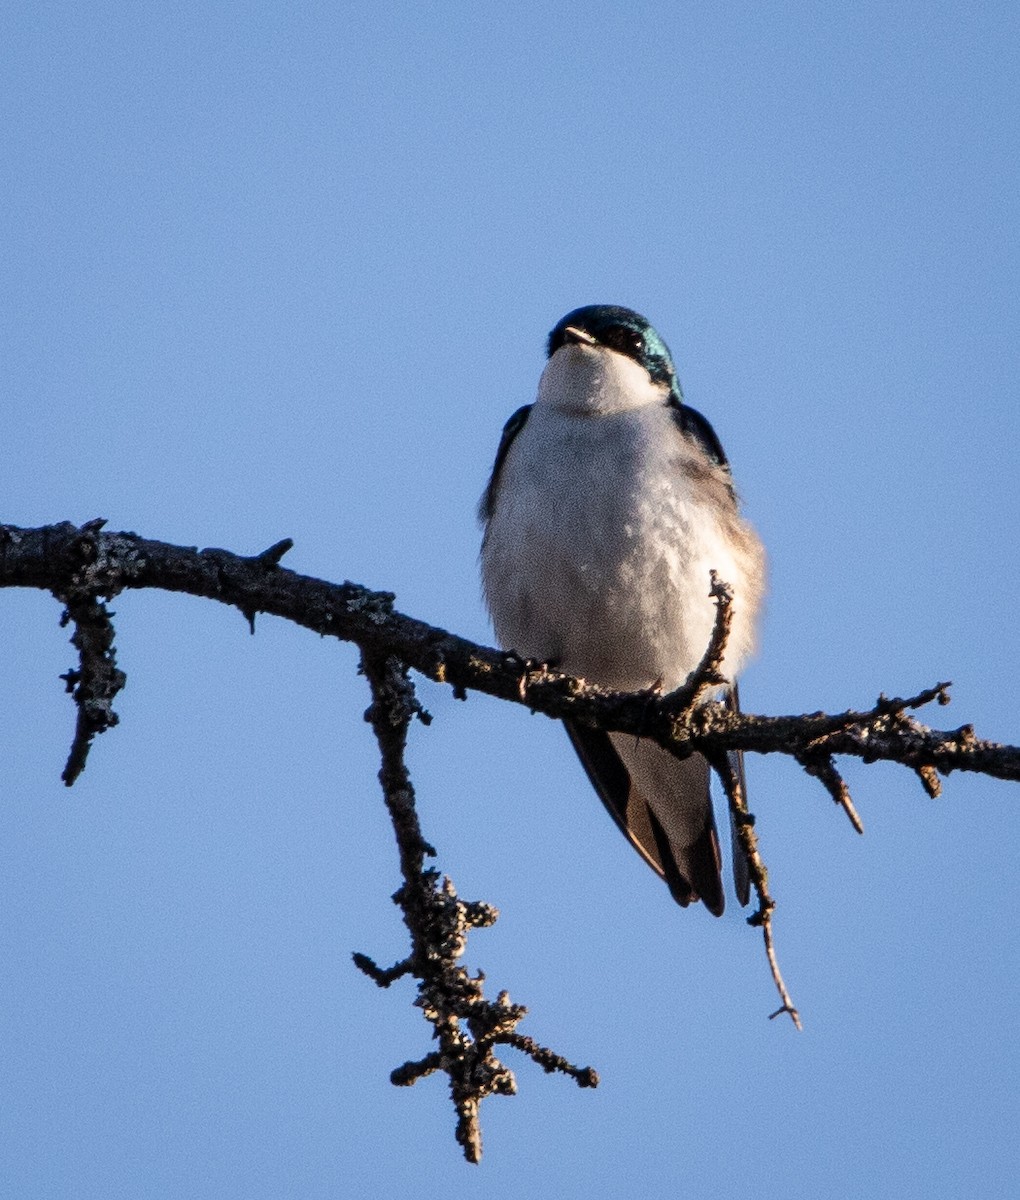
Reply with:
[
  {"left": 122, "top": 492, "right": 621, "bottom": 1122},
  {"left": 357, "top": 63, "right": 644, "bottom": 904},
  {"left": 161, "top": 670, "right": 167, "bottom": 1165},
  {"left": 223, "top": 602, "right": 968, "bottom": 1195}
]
[
  {"left": 669, "top": 397, "right": 730, "bottom": 469},
  {"left": 564, "top": 720, "right": 725, "bottom": 916},
  {"left": 478, "top": 403, "right": 533, "bottom": 523}
]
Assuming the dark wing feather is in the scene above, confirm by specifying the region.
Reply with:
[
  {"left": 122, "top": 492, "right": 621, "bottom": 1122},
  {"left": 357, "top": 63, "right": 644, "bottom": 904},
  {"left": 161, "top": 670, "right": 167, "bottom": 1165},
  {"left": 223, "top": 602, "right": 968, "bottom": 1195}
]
[
  {"left": 668, "top": 397, "right": 730, "bottom": 470},
  {"left": 564, "top": 721, "right": 725, "bottom": 915},
  {"left": 479, "top": 404, "right": 532, "bottom": 522}
]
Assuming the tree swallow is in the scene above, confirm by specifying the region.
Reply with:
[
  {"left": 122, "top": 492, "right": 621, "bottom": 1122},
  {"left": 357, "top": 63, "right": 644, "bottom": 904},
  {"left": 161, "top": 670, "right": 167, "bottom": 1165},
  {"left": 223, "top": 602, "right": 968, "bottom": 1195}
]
[{"left": 480, "top": 305, "right": 765, "bottom": 915}]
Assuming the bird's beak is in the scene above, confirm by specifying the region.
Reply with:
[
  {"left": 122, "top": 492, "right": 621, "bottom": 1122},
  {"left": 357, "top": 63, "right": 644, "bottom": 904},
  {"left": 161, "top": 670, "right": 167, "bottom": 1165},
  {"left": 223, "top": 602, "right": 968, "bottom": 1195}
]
[{"left": 563, "top": 326, "right": 598, "bottom": 346}]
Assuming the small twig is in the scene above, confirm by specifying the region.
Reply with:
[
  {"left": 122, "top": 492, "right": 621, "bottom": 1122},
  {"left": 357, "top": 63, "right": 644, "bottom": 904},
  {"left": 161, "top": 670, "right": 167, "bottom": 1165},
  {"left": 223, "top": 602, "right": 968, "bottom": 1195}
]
[
  {"left": 501, "top": 1033, "right": 599, "bottom": 1088},
  {"left": 797, "top": 753, "right": 864, "bottom": 834},
  {"left": 253, "top": 537, "right": 294, "bottom": 567},
  {"left": 391, "top": 1051, "right": 443, "bottom": 1086},
  {"left": 53, "top": 521, "right": 128, "bottom": 785},
  {"left": 57, "top": 593, "right": 127, "bottom": 785},
  {"left": 662, "top": 579, "right": 802, "bottom": 1027},
  {"left": 876, "top": 682, "right": 953, "bottom": 713},
  {"left": 359, "top": 650, "right": 596, "bottom": 1162},
  {"left": 916, "top": 764, "right": 942, "bottom": 798},
  {"left": 708, "top": 749, "right": 801, "bottom": 1030},
  {"left": 351, "top": 952, "right": 413, "bottom": 987},
  {"left": 660, "top": 571, "right": 734, "bottom": 716},
  {"left": 786, "top": 683, "right": 954, "bottom": 758}
]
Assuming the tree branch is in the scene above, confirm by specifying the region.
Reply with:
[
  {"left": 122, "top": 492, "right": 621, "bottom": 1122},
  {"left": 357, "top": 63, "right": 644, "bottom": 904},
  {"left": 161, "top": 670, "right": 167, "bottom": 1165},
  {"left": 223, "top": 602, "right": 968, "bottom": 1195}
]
[
  {"left": 357, "top": 650, "right": 597, "bottom": 1163},
  {"left": 3, "top": 520, "right": 1019, "bottom": 1157},
  {"left": 4, "top": 523, "right": 1015, "bottom": 784}
]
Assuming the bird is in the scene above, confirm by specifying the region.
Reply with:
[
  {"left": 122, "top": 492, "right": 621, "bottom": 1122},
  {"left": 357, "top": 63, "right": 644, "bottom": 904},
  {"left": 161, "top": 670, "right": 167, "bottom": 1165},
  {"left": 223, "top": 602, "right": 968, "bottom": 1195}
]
[{"left": 479, "top": 304, "right": 765, "bottom": 915}]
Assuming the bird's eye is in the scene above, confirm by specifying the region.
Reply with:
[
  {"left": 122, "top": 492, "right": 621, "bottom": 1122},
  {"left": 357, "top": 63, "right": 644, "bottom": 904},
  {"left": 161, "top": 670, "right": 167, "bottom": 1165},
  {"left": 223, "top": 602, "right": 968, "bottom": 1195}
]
[{"left": 602, "top": 325, "right": 645, "bottom": 357}]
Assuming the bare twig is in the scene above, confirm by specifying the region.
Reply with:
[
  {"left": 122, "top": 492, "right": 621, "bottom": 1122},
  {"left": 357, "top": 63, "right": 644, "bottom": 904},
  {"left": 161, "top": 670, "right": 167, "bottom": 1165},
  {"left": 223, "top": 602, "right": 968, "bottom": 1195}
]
[
  {"left": 49, "top": 519, "right": 128, "bottom": 784},
  {"left": 681, "top": 569, "right": 735, "bottom": 705},
  {"left": 916, "top": 764, "right": 942, "bottom": 799},
  {"left": 358, "top": 650, "right": 596, "bottom": 1163},
  {"left": 797, "top": 753, "right": 864, "bottom": 834},
  {"left": 57, "top": 593, "right": 126, "bottom": 785},
  {"left": 707, "top": 748, "right": 801, "bottom": 1029}
]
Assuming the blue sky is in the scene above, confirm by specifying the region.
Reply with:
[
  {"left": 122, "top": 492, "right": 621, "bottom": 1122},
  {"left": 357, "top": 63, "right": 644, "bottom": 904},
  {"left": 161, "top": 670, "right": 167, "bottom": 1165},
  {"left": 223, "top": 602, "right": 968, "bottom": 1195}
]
[{"left": 3, "top": 2, "right": 1019, "bottom": 1196}]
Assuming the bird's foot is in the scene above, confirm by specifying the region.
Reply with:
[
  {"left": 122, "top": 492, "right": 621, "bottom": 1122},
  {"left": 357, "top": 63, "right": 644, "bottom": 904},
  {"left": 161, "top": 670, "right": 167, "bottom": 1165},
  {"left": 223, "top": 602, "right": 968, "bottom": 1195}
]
[{"left": 503, "top": 651, "right": 560, "bottom": 701}]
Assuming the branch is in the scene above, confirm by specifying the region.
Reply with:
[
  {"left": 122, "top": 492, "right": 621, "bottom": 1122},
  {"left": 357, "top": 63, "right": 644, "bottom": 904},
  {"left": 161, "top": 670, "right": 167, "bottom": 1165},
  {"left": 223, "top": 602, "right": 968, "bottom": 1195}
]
[
  {"left": 357, "top": 651, "right": 596, "bottom": 1163},
  {"left": 706, "top": 748, "right": 801, "bottom": 1028},
  {"left": 4, "top": 520, "right": 1019, "bottom": 1156},
  {"left": 4, "top": 523, "right": 1016, "bottom": 783}
]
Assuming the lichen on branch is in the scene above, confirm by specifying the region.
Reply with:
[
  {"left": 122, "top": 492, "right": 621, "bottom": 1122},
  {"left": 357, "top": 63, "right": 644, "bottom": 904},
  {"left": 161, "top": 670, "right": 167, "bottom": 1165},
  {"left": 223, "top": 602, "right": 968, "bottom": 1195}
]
[{"left": 3, "top": 519, "right": 1019, "bottom": 1160}]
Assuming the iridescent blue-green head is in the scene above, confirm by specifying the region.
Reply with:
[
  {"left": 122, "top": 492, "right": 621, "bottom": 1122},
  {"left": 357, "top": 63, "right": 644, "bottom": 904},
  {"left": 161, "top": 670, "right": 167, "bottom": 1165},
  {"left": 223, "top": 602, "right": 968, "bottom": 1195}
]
[{"left": 547, "top": 304, "right": 683, "bottom": 402}]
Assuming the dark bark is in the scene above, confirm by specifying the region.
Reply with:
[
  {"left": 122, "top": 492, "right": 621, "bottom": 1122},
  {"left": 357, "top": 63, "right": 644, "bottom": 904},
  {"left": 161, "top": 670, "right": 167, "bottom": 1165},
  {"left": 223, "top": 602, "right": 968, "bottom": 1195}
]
[{"left": 3, "top": 520, "right": 1018, "bottom": 1159}]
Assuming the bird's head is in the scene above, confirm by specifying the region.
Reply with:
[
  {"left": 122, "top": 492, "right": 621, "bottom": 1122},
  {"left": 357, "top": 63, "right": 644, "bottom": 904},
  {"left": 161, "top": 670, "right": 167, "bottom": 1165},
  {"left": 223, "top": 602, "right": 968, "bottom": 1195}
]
[{"left": 546, "top": 305, "right": 682, "bottom": 402}]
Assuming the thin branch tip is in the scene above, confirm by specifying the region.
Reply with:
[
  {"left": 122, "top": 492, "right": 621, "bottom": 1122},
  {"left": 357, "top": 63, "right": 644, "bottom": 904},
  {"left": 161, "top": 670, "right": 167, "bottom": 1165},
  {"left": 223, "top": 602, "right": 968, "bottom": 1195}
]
[
  {"left": 798, "top": 753, "right": 865, "bottom": 834},
  {"left": 352, "top": 951, "right": 413, "bottom": 988},
  {"left": 56, "top": 592, "right": 127, "bottom": 786},
  {"left": 917, "top": 765, "right": 942, "bottom": 798},
  {"left": 768, "top": 1004, "right": 803, "bottom": 1029},
  {"left": 255, "top": 537, "right": 294, "bottom": 566},
  {"left": 709, "top": 749, "right": 801, "bottom": 1028}
]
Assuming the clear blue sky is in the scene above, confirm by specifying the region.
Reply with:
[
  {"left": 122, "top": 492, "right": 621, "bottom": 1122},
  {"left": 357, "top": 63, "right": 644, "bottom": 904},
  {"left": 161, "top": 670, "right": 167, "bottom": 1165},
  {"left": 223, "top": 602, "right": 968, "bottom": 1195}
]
[{"left": 3, "top": 2, "right": 1018, "bottom": 1196}]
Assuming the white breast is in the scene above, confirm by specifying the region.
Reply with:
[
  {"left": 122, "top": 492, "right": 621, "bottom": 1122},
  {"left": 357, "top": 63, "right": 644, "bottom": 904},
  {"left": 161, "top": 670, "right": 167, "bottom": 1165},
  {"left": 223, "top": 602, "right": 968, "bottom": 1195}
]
[{"left": 481, "top": 346, "right": 764, "bottom": 692}]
